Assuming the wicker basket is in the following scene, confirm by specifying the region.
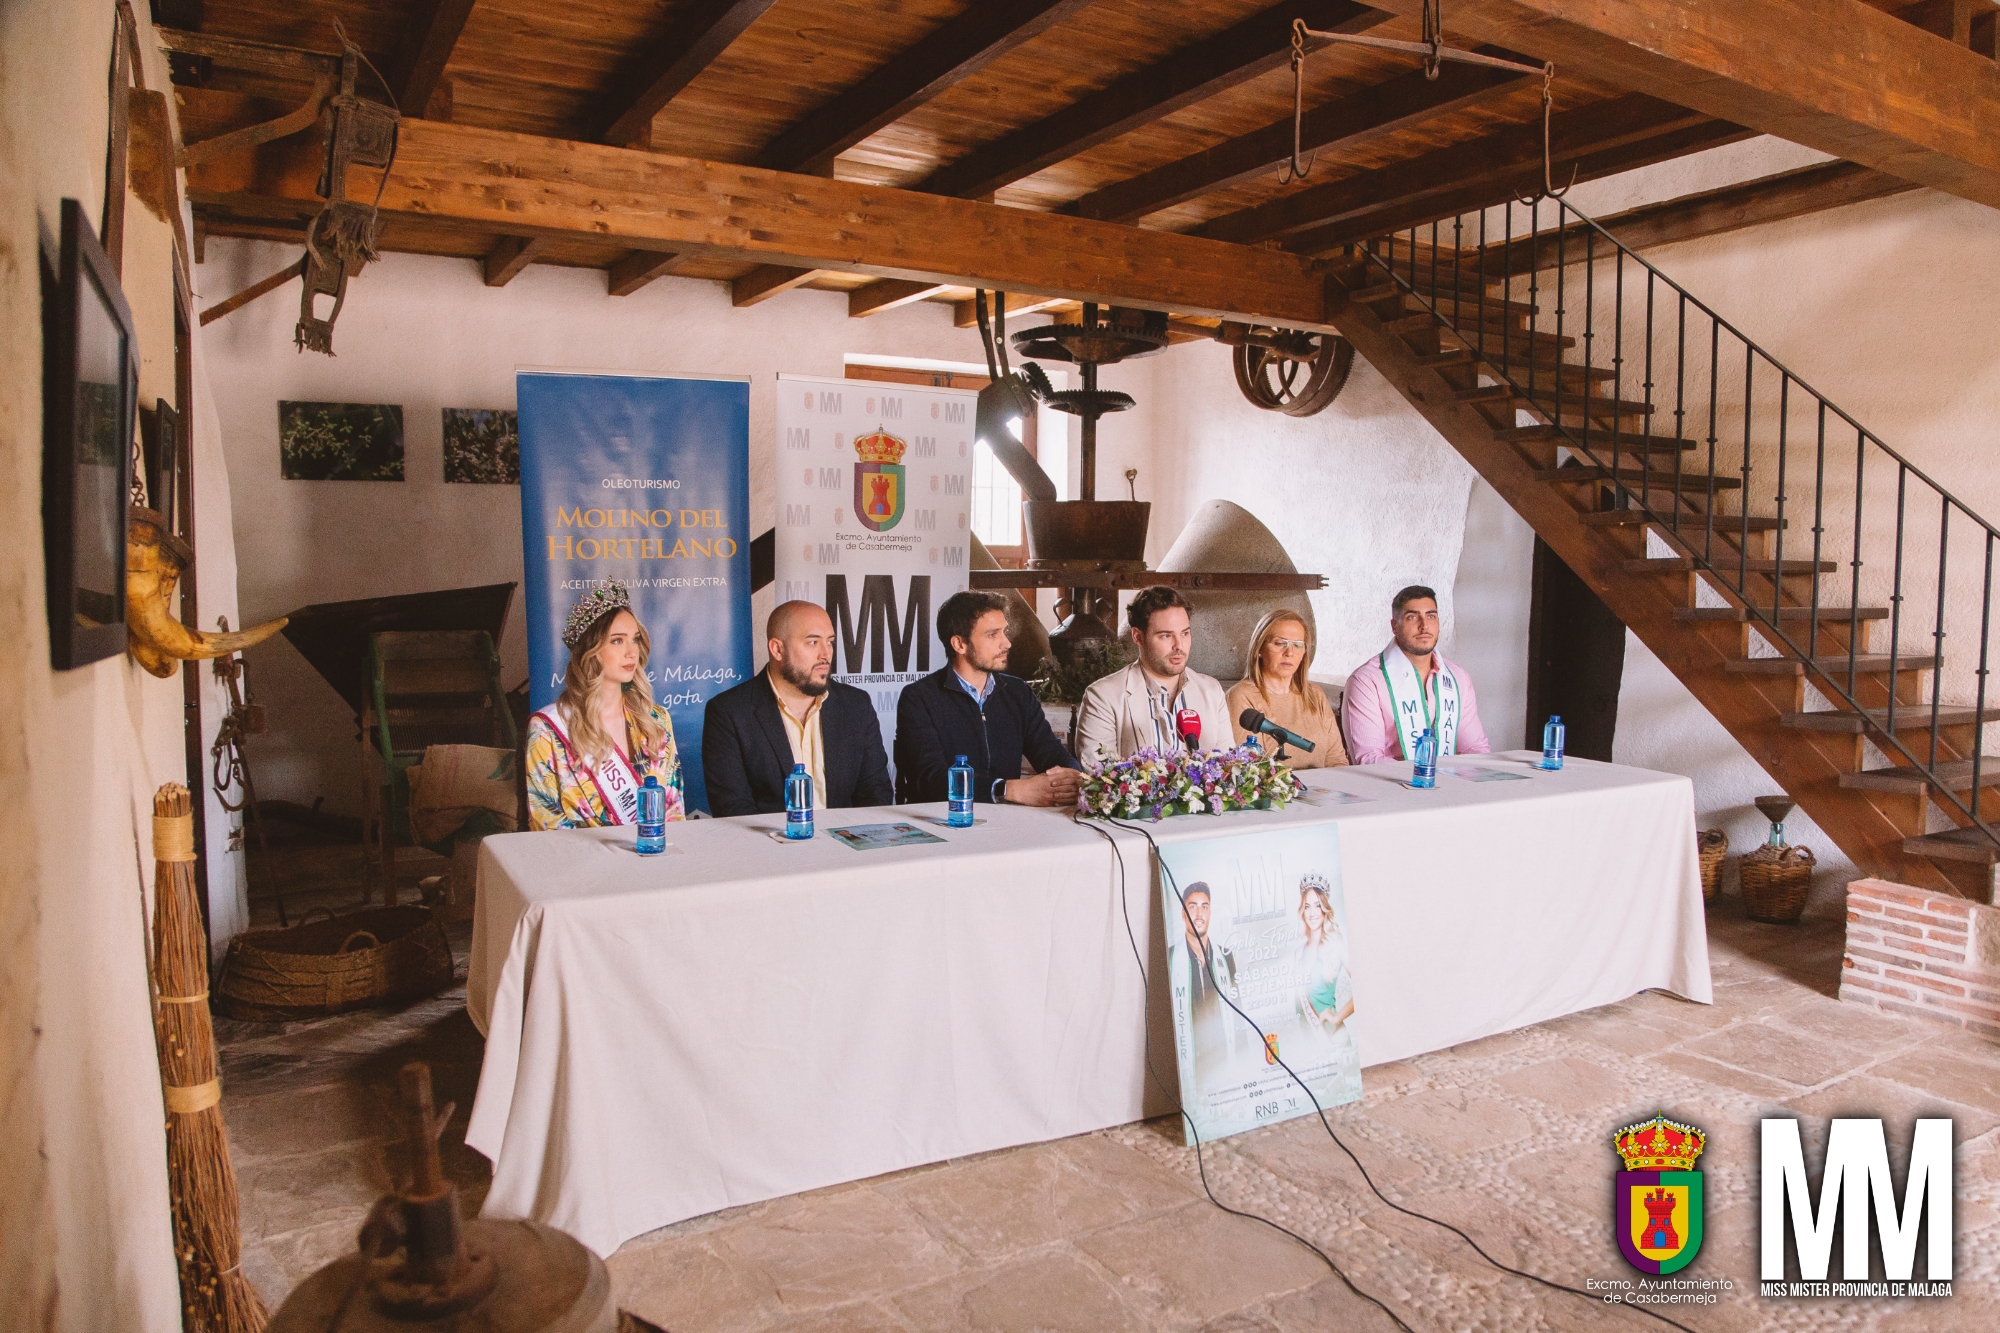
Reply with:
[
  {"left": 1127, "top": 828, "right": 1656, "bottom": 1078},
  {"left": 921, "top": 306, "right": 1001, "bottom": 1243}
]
[
  {"left": 1697, "top": 829, "right": 1728, "bottom": 902},
  {"left": 215, "top": 905, "right": 454, "bottom": 1022},
  {"left": 1739, "top": 844, "right": 1816, "bottom": 924}
]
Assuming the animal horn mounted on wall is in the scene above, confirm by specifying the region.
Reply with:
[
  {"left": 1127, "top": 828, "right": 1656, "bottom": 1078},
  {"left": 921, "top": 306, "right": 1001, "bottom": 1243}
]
[{"left": 127, "top": 507, "right": 287, "bottom": 677}]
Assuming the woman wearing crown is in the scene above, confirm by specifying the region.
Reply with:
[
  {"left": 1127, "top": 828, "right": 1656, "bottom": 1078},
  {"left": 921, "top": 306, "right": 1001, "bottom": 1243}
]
[
  {"left": 1294, "top": 876, "right": 1355, "bottom": 1044},
  {"left": 525, "top": 582, "right": 685, "bottom": 831}
]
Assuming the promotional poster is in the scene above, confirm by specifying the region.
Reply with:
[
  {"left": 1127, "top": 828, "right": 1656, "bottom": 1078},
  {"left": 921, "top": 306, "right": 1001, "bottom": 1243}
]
[
  {"left": 1157, "top": 823, "right": 1363, "bottom": 1144},
  {"left": 772, "top": 373, "right": 975, "bottom": 774},
  {"left": 517, "top": 370, "right": 752, "bottom": 813}
]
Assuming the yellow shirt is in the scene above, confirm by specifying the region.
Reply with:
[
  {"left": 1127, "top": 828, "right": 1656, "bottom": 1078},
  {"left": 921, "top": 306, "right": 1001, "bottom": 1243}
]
[{"left": 770, "top": 675, "right": 827, "bottom": 808}]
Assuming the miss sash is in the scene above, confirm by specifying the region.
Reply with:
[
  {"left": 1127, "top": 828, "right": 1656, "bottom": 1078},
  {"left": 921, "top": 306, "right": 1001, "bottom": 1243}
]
[
  {"left": 532, "top": 704, "right": 644, "bottom": 826},
  {"left": 1375, "top": 645, "right": 1461, "bottom": 761}
]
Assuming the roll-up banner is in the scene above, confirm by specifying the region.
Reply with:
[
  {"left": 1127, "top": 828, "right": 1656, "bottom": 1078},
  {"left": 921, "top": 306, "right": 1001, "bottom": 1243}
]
[
  {"left": 773, "top": 374, "right": 976, "bottom": 776},
  {"left": 518, "top": 370, "right": 751, "bottom": 813}
]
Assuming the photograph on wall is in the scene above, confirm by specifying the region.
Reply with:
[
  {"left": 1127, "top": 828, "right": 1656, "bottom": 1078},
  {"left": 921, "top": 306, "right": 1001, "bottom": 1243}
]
[
  {"left": 278, "top": 401, "right": 405, "bottom": 481},
  {"left": 443, "top": 408, "right": 520, "bottom": 484},
  {"left": 772, "top": 373, "right": 975, "bottom": 778},
  {"left": 1157, "top": 822, "right": 1362, "bottom": 1144}
]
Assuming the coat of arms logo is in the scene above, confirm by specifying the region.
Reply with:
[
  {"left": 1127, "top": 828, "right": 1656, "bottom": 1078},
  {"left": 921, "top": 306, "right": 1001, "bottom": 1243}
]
[
  {"left": 1614, "top": 1114, "right": 1706, "bottom": 1274},
  {"left": 852, "top": 426, "right": 907, "bottom": 532}
]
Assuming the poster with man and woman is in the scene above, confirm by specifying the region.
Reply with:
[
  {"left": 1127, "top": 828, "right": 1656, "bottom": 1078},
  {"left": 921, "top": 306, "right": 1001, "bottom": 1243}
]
[{"left": 1158, "top": 824, "right": 1362, "bottom": 1143}]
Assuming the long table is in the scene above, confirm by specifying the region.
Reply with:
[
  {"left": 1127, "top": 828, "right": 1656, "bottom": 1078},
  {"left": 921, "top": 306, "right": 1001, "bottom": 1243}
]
[{"left": 466, "top": 752, "right": 1709, "bottom": 1256}]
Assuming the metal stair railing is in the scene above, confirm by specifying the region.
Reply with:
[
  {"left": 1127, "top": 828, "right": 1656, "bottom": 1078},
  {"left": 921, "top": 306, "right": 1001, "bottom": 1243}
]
[{"left": 1358, "top": 196, "right": 1998, "bottom": 848}]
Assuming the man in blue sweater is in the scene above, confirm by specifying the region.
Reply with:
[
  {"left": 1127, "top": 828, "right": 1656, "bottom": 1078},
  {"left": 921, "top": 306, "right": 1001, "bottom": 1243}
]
[{"left": 895, "top": 591, "right": 1081, "bottom": 807}]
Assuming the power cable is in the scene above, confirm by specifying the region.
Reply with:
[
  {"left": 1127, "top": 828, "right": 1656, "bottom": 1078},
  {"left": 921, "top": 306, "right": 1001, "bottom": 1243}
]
[
  {"left": 1070, "top": 813, "right": 1415, "bottom": 1333},
  {"left": 1079, "top": 812, "right": 1700, "bottom": 1333}
]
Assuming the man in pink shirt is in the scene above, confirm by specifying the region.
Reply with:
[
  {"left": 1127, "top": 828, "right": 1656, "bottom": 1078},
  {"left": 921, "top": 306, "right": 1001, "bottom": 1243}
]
[{"left": 1341, "top": 584, "right": 1492, "bottom": 764}]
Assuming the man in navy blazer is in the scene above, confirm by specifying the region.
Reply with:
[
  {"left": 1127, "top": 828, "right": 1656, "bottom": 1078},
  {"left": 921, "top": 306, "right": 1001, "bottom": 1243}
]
[
  {"left": 895, "top": 591, "right": 1080, "bottom": 807},
  {"left": 703, "top": 601, "right": 893, "bottom": 817}
]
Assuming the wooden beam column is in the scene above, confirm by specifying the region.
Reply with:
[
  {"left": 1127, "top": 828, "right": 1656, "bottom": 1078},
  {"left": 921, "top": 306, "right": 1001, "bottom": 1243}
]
[
  {"left": 1354, "top": 0, "right": 2000, "bottom": 209},
  {"left": 188, "top": 119, "right": 1345, "bottom": 328},
  {"left": 599, "top": 0, "right": 782, "bottom": 147},
  {"left": 795, "top": 1, "right": 1098, "bottom": 318},
  {"left": 390, "top": 0, "right": 476, "bottom": 120}
]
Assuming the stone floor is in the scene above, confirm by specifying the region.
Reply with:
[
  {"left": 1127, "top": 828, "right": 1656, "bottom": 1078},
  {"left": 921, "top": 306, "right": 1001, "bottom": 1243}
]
[{"left": 220, "top": 843, "right": 1999, "bottom": 1331}]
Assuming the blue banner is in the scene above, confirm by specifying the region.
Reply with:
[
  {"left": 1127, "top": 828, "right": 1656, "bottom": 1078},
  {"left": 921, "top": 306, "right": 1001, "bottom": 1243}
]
[{"left": 518, "top": 371, "right": 751, "bottom": 813}]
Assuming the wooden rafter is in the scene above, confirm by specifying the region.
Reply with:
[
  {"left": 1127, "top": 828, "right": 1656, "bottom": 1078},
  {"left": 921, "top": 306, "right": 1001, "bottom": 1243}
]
[
  {"left": 186, "top": 118, "right": 1344, "bottom": 328},
  {"left": 390, "top": 0, "right": 476, "bottom": 119},
  {"left": 733, "top": 264, "right": 821, "bottom": 307},
  {"left": 758, "top": 0, "right": 1096, "bottom": 176},
  {"left": 1193, "top": 94, "right": 1718, "bottom": 245},
  {"left": 609, "top": 249, "right": 686, "bottom": 296},
  {"left": 1355, "top": 0, "right": 2000, "bottom": 209},
  {"left": 913, "top": 0, "right": 1393, "bottom": 200},
  {"left": 849, "top": 280, "right": 950, "bottom": 318},
  {"left": 599, "top": 0, "right": 782, "bottom": 147},
  {"left": 1280, "top": 118, "right": 1749, "bottom": 253},
  {"left": 953, "top": 293, "right": 1065, "bottom": 328},
  {"left": 1487, "top": 160, "right": 1921, "bottom": 271},
  {"left": 1066, "top": 51, "right": 1533, "bottom": 224},
  {"left": 772, "top": 1, "right": 1096, "bottom": 316},
  {"left": 482, "top": 234, "right": 546, "bottom": 287}
]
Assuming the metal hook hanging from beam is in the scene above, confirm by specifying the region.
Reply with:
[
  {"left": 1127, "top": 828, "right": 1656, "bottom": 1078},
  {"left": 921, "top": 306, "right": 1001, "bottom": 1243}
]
[{"left": 1282, "top": 4, "right": 1568, "bottom": 198}]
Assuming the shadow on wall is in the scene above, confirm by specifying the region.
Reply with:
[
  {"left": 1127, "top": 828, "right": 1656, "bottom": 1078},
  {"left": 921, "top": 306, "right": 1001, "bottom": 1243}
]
[{"left": 1614, "top": 631, "right": 1855, "bottom": 918}]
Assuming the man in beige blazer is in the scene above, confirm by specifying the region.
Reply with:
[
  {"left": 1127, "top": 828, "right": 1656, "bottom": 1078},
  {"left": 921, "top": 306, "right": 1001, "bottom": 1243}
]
[{"left": 1076, "top": 585, "right": 1234, "bottom": 765}]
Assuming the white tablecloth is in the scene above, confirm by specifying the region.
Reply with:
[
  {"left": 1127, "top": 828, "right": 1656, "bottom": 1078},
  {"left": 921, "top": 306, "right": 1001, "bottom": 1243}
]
[{"left": 466, "top": 752, "right": 1708, "bottom": 1255}]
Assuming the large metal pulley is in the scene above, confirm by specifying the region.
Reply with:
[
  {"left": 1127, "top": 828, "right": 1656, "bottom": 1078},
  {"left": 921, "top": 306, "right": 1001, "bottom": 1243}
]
[{"left": 1222, "top": 323, "right": 1355, "bottom": 417}]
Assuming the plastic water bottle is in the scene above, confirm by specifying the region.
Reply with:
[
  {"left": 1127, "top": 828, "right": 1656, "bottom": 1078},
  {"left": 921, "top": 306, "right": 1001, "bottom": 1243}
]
[
  {"left": 636, "top": 776, "right": 666, "bottom": 855},
  {"left": 947, "top": 754, "right": 975, "bottom": 827},
  {"left": 1410, "top": 729, "right": 1437, "bottom": 789},
  {"left": 1541, "top": 714, "right": 1566, "bottom": 770},
  {"left": 784, "top": 762, "right": 814, "bottom": 839}
]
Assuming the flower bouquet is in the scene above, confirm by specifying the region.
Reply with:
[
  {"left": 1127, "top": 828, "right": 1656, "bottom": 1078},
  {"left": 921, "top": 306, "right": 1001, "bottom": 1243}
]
[{"left": 1077, "top": 743, "right": 1306, "bottom": 822}]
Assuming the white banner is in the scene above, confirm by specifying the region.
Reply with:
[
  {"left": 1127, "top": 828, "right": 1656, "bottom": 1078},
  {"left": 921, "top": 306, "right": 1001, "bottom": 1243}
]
[{"left": 774, "top": 374, "right": 975, "bottom": 773}]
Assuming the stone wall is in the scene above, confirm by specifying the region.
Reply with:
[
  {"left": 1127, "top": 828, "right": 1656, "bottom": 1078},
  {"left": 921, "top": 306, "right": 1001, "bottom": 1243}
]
[{"left": 1841, "top": 877, "right": 2000, "bottom": 1040}]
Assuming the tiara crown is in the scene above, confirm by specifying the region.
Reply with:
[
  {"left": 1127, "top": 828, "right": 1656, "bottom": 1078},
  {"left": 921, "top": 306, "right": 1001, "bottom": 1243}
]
[
  {"left": 1614, "top": 1115, "right": 1707, "bottom": 1172},
  {"left": 854, "top": 426, "right": 906, "bottom": 465},
  {"left": 563, "top": 581, "right": 632, "bottom": 648}
]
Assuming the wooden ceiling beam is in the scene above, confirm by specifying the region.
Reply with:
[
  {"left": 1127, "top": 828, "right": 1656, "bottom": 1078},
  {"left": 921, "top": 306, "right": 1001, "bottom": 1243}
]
[
  {"left": 187, "top": 119, "right": 1344, "bottom": 329},
  {"left": 1280, "top": 118, "right": 1750, "bottom": 253},
  {"left": 758, "top": 0, "right": 1097, "bottom": 176},
  {"left": 914, "top": 1, "right": 1393, "bottom": 200},
  {"left": 1353, "top": 0, "right": 2000, "bottom": 209},
  {"left": 609, "top": 249, "right": 686, "bottom": 296},
  {"left": 1485, "top": 160, "right": 1922, "bottom": 272},
  {"left": 952, "top": 293, "right": 1066, "bottom": 328},
  {"left": 1067, "top": 50, "right": 1533, "bottom": 223},
  {"left": 1195, "top": 94, "right": 1713, "bottom": 245},
  {"left": 389, "top": 0, "right": 476, "bottom": 119},
  {"left": 733, "top": 265, "right": 824, "bottom": 307},
  {"left": 482, "top": 234, "right": 546, "bottom": 286},
  {"left": 599, "top": 0, "right": 782, "bottom": 148},
  {"left": 849, "top": 279, "right": 950, "bottom": 318}
]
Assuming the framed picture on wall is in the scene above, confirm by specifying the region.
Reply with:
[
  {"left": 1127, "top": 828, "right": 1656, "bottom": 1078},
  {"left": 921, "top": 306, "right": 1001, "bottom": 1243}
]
[
  {"left": 140, "top": 398, "right": 181, "bottom": 534},
  {"left": 42, "top": 197, "right": 137, "bottom": 670}
]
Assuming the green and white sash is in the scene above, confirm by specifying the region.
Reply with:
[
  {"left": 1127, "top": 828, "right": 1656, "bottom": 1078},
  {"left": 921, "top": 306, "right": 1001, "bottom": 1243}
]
[{"left": 1376, "top": 645, "right": 1460, "bottom": 761}]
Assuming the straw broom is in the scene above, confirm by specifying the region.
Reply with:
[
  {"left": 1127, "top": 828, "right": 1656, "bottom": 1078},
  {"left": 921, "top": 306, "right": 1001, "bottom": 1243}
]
[{"left": 151, "top": 782, "right": 268, "bottom": 1332}]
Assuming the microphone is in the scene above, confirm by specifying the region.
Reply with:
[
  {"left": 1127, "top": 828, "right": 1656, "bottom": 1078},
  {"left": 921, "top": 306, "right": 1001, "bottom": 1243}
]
[
  {"left": 1176, "top": 708, "right": 1202, "bottom": 751},
  {"left": 1239, "top": 708, "right": 1316, "bottom": 754}
]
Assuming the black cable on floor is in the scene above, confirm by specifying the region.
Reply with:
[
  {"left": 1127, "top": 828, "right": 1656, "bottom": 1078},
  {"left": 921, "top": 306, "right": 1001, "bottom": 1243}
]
[
  {"left": 1083, "top": 812, "right": 1700, "bottom": 1333},
  {"left": 1071, "top": 813, "right": 1415, "bottom": 1333}
]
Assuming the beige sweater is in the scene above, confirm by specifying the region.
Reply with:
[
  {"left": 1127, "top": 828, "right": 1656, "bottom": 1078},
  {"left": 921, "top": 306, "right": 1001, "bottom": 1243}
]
[{"left": 1226, "top": 680, "right": 1349, "bottom": 769}]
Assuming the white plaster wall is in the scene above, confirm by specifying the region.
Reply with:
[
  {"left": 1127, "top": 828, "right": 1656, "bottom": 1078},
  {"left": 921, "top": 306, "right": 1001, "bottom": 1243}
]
[
  {"left": 0, "top": 2, "right": 212, "bottom": 1327},
  {"left": 1118, "top": 339, "right": 1524, "bottom": 706},
  {"left": 1569, "top": 140, "right": 2000, "bottom": 911},
  {"left": 199, "top": 241, "right": 992, "bottom": 816}
]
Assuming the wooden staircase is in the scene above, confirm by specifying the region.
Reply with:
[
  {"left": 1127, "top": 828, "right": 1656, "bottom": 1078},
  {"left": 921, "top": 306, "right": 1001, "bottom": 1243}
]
[{"left": 1324, "top": 226, "right": 1999, "bottom": 901}]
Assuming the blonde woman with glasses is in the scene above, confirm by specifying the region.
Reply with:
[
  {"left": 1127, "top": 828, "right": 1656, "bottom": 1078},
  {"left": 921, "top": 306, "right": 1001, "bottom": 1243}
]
[{"left": 1225, "top": 609, "right": 1348, "bottom": 768}]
